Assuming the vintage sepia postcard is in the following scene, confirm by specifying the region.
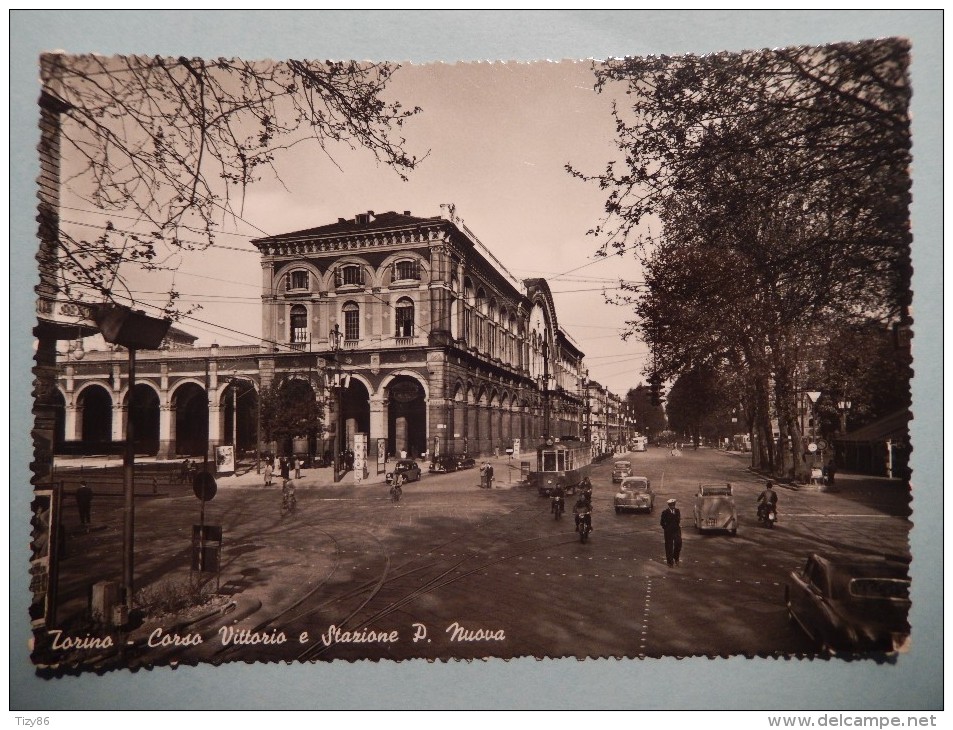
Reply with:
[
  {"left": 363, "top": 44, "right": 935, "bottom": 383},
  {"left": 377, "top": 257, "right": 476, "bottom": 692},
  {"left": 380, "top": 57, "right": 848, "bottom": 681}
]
[{"left": 15, "top": 14, "right": 939, "bottom": 710}]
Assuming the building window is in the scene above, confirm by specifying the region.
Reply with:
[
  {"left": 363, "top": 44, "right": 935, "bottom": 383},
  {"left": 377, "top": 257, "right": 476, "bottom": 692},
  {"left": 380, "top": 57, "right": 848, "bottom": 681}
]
[
  {"left": 335, "top": 264, "right": 365, "bottom": 287},
  {"left": 290, "top": 305, "right": 308, "bottom": 343},
  {"left": 395, "top": 297, "right": 415, "bottom": 338},
  {"left": 285, "top": 269, "right": 309, "bottom": 292},
  {"left": 393, "top": 259, "right": 421, "bottom": 282},
  {"left": 343, "top": 302, "right": 360, "bottom": 341}
]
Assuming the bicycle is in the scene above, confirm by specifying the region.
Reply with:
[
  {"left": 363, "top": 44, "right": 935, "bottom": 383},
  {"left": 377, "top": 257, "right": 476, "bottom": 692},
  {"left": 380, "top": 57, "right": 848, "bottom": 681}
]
[{"left": 280, "top": 483, "right": 297, "bottom": 517}]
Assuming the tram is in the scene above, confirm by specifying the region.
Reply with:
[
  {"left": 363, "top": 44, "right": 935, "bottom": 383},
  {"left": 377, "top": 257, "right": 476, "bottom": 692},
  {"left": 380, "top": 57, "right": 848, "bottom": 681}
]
[{"left": 532, "top": 440, "right": 592, "bottom": 496}]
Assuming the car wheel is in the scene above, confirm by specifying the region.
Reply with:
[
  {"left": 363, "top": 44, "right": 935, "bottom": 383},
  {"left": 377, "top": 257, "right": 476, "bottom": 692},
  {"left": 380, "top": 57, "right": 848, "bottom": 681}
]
[{"left": 615, "top": 507, "right": 621, "bottom": 514}]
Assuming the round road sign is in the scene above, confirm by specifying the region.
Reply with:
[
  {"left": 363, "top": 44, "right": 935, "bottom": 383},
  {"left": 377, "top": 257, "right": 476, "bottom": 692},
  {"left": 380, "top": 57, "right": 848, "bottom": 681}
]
[
  {"left": 193, "top": 472, "right": 218, "bottom": 501},
  {"left": 816, "top": 438, "right": 829, "bottom": 451},
  {"left": 807, "top": 442, "right": 818, "bottom": 453}
]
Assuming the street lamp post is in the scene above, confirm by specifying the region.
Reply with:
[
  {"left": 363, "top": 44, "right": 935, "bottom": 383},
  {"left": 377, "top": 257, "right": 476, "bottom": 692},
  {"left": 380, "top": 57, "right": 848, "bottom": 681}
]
[
  {"left": 838, "top": 399, "right": 852, "bottom": 434},
  {"left": 328, "top": 324, "right": 344, "bottom": 482},
  {"left": 93, "top": 304, "right": 170, "bottom": 616}
]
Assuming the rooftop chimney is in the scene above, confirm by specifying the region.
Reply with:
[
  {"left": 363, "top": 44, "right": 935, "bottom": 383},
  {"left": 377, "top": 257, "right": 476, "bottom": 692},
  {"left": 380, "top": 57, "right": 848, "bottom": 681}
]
[{"left": 403, "top": 210, "right": 411, "bottom": 216}]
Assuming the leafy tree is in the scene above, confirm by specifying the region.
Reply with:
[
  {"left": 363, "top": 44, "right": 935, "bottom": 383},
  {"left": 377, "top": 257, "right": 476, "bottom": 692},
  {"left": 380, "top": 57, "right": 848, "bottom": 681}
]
[
  {"left": 40, "top": 53, "right": 425, "bottom": 315},
  {"left": 572, "top": 40, "right": 912, "bottom": 479},
  {"left": 666, "top": 366, "right": 735, "bottom": 446},
  {"left": 259, "top": 378, "right": 324, "bottom": 447},
  {"left": 626, "top": 384, "right": 666, "bottom": 438}
]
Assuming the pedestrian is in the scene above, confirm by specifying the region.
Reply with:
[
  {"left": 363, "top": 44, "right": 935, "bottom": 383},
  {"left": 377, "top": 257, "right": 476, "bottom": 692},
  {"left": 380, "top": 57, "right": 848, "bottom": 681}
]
[
  {"left": 263, "top": 459, "right": 273, "bottom": 487},
  {"left": 487, "top": 462, "right": 495, "bottom": 488},
  {"left": 76, "top": 480, "right": 93, "bottom": 526},
  {"left": 660, "top": 498, "right": 682, "bottom": 567},
  {"left": 479, "top": 461, "right": 488, "bottom": 489},
  {"left": 179, "top": 458, "right": 191, "bottom": 484},
  {"left": 294, "top": 455, "right": 301, "bottom": 479},
  {"left": 280, "top": 456, "right": 290, "bottom": 484},
  {"left": 825, "top": 460, "right": 837, "bottom": 486}
]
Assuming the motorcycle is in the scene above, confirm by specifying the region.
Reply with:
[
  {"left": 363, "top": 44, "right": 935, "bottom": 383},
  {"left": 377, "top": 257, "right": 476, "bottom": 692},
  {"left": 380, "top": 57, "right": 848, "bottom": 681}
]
[
  {"left": 552, "top": 494, "right": 565, "bottom": 520},
  {"left": 575, "top": 510, "right": 592, "bottom": 543},
  {"left": 757, "top": 501, "right": 777, "bottom": 528}
]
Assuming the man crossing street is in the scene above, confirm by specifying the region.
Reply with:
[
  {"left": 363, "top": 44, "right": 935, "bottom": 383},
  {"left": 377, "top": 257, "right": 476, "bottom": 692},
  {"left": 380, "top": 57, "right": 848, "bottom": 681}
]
[{"left": 660, "top": 498, "right": 682, "bottom": 567}]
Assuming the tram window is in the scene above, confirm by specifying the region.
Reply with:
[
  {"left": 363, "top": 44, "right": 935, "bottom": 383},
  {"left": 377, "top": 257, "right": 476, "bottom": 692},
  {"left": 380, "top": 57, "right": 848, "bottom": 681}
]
[
  {"left": 557, "top": 451, "right": 566, "bottom": 471},
  {"left": 542, "top": 452, "right": 557, "bottom": 471}
]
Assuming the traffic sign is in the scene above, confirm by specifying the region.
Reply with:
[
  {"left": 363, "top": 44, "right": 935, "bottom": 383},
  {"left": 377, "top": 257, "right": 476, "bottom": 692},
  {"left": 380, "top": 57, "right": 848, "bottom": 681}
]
[
  {"left": 816, "top": 438, "right": 828, "bottom": 451},
  {"left": 192, "top": 472, "right": 218, "bottom": 502},
  {"left": 807, "top": 442, "right": 818, "bottom": 453}
]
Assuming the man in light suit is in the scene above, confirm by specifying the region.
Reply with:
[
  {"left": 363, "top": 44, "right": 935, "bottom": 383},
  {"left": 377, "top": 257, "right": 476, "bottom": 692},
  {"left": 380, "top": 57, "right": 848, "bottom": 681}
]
[{"left": 660, "top": 498, "right": 682, "bottom": 567}]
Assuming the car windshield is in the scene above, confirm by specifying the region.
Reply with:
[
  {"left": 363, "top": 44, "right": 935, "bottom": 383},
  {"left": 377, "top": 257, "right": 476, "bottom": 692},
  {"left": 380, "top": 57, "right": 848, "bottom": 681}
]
[
  {"left": 614, "top": 462, "right": 630, "bottom": 468},
  {"left": 622, "top": 480, "right": 648, "bottom": 491},
  {"left": 700, "top": 485, "right": 731, "bottom": 496}
]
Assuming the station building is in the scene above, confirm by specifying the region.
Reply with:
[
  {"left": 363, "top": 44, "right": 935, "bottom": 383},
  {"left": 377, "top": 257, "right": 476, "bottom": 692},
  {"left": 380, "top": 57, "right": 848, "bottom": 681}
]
[{"left": 53, "top": 208, "right": 602, "bottom": 465}]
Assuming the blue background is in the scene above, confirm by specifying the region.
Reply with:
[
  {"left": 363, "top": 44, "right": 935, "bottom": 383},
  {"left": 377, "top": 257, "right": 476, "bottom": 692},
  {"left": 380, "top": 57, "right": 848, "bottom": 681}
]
[{"left": 9, "top": 10, "right": 943, "bottom": 710}]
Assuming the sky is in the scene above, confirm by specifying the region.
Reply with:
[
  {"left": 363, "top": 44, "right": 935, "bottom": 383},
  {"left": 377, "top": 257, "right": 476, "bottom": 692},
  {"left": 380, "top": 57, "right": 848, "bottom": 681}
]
[{"left": 59, "top": 59, "right": 652, "bottom": 396}]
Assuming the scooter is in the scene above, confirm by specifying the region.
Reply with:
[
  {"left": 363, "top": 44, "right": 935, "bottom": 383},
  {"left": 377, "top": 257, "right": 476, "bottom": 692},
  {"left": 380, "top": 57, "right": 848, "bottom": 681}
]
[
  {"left": 552, "top": 493, "right": 565, "bottom": 520},
  {"left": 757, "top": 501, "right": 777, "bottom": 528}
]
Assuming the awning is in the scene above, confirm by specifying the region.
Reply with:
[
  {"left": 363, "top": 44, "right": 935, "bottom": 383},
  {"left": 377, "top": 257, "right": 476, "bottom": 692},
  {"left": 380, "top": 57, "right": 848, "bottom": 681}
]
[{"left": 836, "top": 409, "right": 911, "bottom": 443}]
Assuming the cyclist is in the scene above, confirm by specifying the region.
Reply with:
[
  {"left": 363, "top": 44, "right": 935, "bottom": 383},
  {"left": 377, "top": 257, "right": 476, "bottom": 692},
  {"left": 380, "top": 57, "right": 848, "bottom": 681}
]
[
  {"left": 281, "top": 478, "right": 297, "bottom": 514},
  {"left": 390, "top": 470, "right": 404, "bottom": 503}
]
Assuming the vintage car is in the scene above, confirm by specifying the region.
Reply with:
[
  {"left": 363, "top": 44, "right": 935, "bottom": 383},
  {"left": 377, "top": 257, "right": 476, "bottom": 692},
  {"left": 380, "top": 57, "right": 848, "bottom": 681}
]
[
  {"left": 386, "top": 459, "right": 422, "bottom": 484},
  {"left": 785, "top": 553, "right": 911, "bottom": 655},
  {"left": 614, "top": 476, "right": 654, "bottom": 513},
  {"left": 428, "top": 455, "right": 458, "bottom": 474},
  {"left": 692, "top": 483, "right": 738, "bottom": 535},
  {"left": 456, "top": 456, "right": 477, "bottom": 470},
  {"left": 611, "top": 460, "right": 633, "bottom": 483}
]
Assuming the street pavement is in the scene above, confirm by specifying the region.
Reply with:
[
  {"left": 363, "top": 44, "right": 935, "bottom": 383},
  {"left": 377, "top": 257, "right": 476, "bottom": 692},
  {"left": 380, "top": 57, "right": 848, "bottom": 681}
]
[{"left": 35, "top": 447, "right": 912, "bottom": 669}]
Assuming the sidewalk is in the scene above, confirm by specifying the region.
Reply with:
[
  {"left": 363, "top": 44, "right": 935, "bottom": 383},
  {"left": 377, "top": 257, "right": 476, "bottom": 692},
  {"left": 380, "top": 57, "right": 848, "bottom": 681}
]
[{"left": 52, "top": 453, "right": 530, "bottom": 493}]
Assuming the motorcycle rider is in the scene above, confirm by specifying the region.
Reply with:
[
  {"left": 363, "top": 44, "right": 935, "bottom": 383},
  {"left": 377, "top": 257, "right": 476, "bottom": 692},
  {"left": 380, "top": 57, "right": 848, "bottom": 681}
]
[
  {"left": 551, "top": 484, "right": 565, "bottom": 515},
  {"left": 580, "top": 477, "right": 593, "bottom": 505},
  {"left": 573, "top": 494, "right": 592, "bottom": 534},
  {"left": 757, "top": 481, "right": 778, "bottom": 522}
]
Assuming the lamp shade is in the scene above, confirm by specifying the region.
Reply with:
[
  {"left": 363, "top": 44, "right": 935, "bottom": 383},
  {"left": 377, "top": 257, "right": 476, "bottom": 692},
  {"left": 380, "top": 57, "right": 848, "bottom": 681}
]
[{"left": 94, "top": 304, "right": 172, "bottom": 350}]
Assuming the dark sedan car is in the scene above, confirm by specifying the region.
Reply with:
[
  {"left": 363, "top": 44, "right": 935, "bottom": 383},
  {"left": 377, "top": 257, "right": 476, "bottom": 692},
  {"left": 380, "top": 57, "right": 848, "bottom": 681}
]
[
  {"left": 429, "top": 455, "right": 458, "bottom": 474},
  {"left": 456, "top": 456, "right": 476, "bottom": 470},
  {"left": 386, "top": 459, "right": 422, "bottom": 484},
  {"left": 785, "top": 553, "right": 911, "bottom": 655}
]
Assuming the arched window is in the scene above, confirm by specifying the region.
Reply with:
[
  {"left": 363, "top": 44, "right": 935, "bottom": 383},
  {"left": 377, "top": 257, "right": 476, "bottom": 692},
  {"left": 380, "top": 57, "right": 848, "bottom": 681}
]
[
  {"left": 290, "top": 305, "right": 308, "bottom": 344},
  {"left": 395, "top": 297, "right": 415, "bottom": 338},
  {"left": 463, "top": 280, "right": 474, "bottom": 344},
  {"left": 393, "top": 259, "right": 421, "bottom": 282},
  {"left": 285, "top": 269, "right": 309, "bottom": 292},
  {"left": 335, "top": 264, "right": 365, "bottom": 288},
  {"left": 342, "top": 302, "right": 360, "bottom": 341}
]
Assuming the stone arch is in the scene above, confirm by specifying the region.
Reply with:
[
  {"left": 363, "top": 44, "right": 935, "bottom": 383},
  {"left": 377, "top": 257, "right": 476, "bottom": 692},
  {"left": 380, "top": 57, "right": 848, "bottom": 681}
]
[
  {"left": 274, "top": 261, "right": 322, "bottom": 295},
  {"left": 219, "top": 378, "right": 260, "bottom": 453},
  {"left": 382, "top": 372, "right": 428, "bottom": 459},
  {"left": 122, "top": 381, "right": 161, "bottom": 454},
  {"left": 170, "top": 381, "right": 209, "bottom": 456},
  {"left": 74, "top": 382, "right": 113, "bottom": 446},
  {"left": 379, "top": 251, "right": 431, "bottom": 287}
]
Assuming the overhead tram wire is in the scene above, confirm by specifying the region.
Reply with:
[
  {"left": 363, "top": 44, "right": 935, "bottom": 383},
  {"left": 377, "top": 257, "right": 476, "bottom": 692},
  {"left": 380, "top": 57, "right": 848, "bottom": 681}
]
[{"left": 58, "top": 205, "right": 266, "bottom": 239}]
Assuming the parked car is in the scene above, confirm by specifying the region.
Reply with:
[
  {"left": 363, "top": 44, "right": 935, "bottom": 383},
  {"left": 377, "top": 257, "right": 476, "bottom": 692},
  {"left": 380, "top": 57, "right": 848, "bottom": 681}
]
[
  {"left": 456, "top": 456, "right": 477, "bottom": 470},
  {"left": 386, "top": 459, "right": 422, "bottom": 484},
  {"left": 429, "top": 455, "right": 459, "bottom": 474},
  {"left": 611, "top": 460, "right": 633, "bottom": 483},
  {"left": 692, "top": 483, "right": 738, "bottom": 535},
  {"left": 614, "top": 476, "right": 654, "bottom": 513},
  {"left": 785, "top": 553, "right": 911, "bottom": 655}
]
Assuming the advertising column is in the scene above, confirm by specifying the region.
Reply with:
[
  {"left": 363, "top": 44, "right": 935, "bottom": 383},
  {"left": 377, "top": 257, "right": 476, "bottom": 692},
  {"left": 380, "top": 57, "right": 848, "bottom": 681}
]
[{"left": 353, "top": 433, "right": 369, "bottom": 484}]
